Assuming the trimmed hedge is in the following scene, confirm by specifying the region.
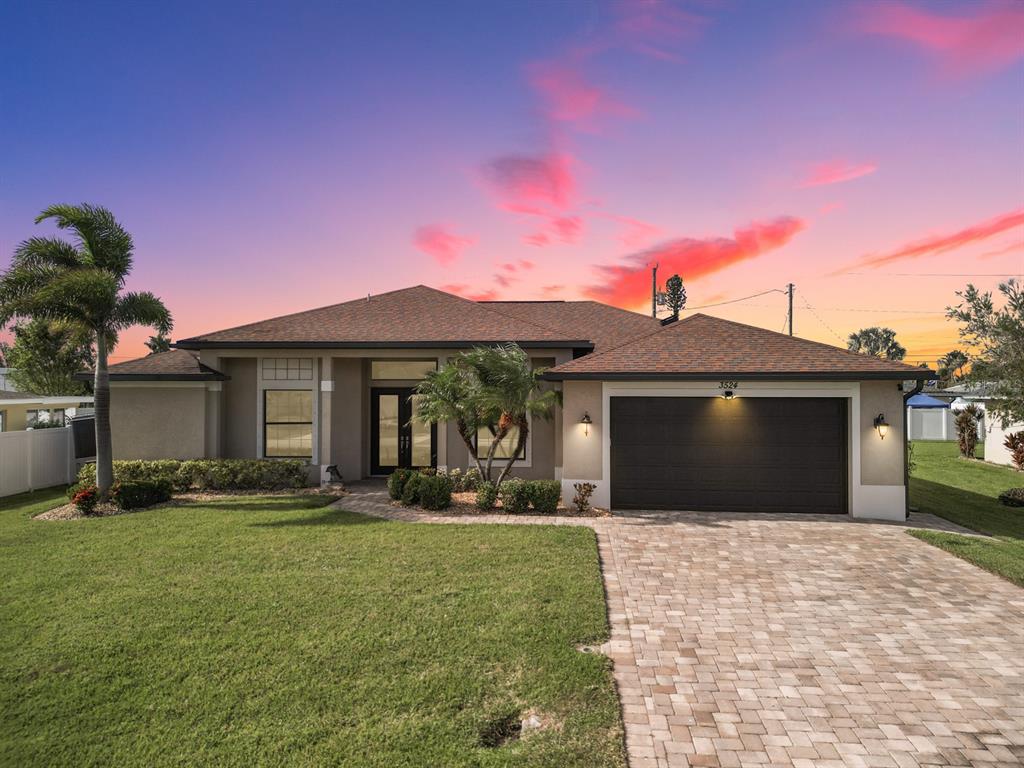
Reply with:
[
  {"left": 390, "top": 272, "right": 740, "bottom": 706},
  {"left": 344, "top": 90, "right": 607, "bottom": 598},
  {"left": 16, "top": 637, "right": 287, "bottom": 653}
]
[
  {"left": 475, "top": 481, "right": 497, "bottom": 510},
  {"left": 401, "top": 473, "right": 423, "bottom": 506},
  {"left": 498, "top": 479, "right": 531, "bottom": 514},
  {"left": 77, "top": 459, "right": 309, "bottom": 492},
  {"left": 418, "top": 474, "right": 453, "bottom": 510},
  {"left": 527, "top": 480, "right": 561, "bottom": 514},
  {"left": 111, "top": 479, "right": 173, "bottom": 510},
  {"left": 387, "top": 469, "right": 416, "bottom": 501}
]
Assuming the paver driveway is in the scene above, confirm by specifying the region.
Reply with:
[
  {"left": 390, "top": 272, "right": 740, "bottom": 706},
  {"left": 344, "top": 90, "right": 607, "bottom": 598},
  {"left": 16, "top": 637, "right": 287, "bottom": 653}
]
[{"left": 598, "top": 511, "right": 1024, "bottom": 768}]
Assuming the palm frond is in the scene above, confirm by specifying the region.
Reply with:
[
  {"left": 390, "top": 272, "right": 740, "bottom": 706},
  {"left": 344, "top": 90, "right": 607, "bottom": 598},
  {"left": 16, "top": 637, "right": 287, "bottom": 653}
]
[
  {"left": 36, "top": 203, "right": 133, "bottom": 280},
  {"left": 112, "top": 291, "right": 172, "bottom": 335},
  {"left": 12, "top": 237, "right": 85, "bottom": 272}
]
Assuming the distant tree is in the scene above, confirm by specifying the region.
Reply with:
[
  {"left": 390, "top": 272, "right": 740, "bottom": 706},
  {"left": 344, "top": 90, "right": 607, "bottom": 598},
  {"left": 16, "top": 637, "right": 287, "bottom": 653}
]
[
  {"left": 664, "top": 274, "right": 686, "bottom": 319},
  {"left": 847, "top": 327, "right": 906, "bottom": 360},
  {"left": 937, "top": 349, "right": 969, "bottom": 385},
  {"left": 947, "top": 279, "right": 1024, "bottom": 428},
  {"left": 0, "top": 319, "right": 93, "bottom": 395},
  {"left": 145, "top": 331, "right": 172, "bottom": 355},
  {"left": 0, "top": 204, "right": 172, "bottom": 499}
]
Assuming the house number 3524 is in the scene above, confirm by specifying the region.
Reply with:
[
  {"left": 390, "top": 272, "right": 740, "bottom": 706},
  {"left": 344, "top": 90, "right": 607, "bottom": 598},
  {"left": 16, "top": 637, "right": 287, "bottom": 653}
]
[{"left": 718, "top": 381, "right": 739, "bottom": 390}]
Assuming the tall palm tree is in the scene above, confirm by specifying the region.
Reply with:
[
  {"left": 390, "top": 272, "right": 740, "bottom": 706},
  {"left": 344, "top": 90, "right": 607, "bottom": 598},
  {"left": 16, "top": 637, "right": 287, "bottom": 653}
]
[
  {"left": 0, "top": 204, "right": 171, "bottom": 497},
  {"left": 847, "top": 326, "right": 906, "bottom": 361},
  {"left": 938, "top": 349, "right": 969, "bottom": 383},
  {"left": 462, "top": 344, "right": 561, "bottom": 487}
]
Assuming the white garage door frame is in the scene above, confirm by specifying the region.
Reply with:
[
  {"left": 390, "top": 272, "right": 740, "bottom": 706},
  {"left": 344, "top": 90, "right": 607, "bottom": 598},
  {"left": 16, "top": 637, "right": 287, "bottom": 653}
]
[{"left": 595, "top": 380, "right": 904, "bottom": 521}]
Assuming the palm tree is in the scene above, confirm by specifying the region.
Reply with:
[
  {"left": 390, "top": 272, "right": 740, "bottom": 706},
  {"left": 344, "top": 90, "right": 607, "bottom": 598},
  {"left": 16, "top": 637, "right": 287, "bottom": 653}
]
[
  {"left": 0, "top": 204, "right": 171, "bottom": 498},
  {"left": 938, "top": 349, "right": 969, "bottom": 383},
  {"left": 414, "top": 361, "right": 488, "bottom": 478},
  {"left": 461, "top": 344, "right": 561, "bottom": 487},
  {"left": 847, "top": 327, "right": 906, "bottom": 361}
]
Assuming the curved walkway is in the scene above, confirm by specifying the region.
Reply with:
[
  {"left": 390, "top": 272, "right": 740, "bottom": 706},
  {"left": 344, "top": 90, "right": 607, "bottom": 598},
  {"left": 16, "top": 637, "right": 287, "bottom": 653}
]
[{"left": 332, "top": 492, "right": 1024, "bottom": 768}]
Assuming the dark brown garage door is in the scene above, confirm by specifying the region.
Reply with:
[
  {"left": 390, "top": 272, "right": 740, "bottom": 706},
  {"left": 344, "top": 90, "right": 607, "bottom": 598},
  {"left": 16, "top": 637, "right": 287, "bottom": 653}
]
[{"left": 610, "top": 397, "right": 847, "bottom": 513}]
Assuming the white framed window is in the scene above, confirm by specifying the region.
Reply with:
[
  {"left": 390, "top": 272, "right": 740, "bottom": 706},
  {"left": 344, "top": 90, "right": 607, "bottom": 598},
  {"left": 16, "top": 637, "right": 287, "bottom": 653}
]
[{"left": 262, "top": 358, "right": 313, "bottom": 381}]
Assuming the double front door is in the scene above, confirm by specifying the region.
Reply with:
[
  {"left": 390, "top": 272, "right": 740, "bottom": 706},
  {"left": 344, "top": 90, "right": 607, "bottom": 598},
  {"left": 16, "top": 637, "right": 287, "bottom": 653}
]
[{"left": 370, "top": 388, "right": 436, "bottom": 475}]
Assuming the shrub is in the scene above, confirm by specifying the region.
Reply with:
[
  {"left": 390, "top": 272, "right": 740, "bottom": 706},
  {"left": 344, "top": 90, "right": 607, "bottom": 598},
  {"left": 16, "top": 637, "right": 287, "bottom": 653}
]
[
  {"left": 998, "top": 488, "right": 1024, "bottom": 507},
  {"left": 388, "top": 468, "right": 415, "bottom": 500},
  {"left": 444, "top": 467, "right": 464, "bottom": 492},
  {"left": 499, "top": 478, "right": 530, "bottom": 514},
  {"left": 110, "top": 479, "right": 173, "bottom": 510},
  {"left": 417, "top": 474, "right": 453, "bottom": 510},
  {"left": 78, "top": 459, "right": 308, "bottom": 491},
  {"left": 475, "top": 481, "right": 497, "bottom": 510},
  {"left": 572, "top": 482, "right": 596, "bottom": 513},
  {"left": 1004, "top": 431, "right": 1024, "bottom": 471},
  {"left": 401, "top": 472, "right": 423, "bottom": 506},
  {"left": 954, "top": 404, "right": 982, "bottom": 458},
  {"left": 68, "top": 484, "right": 99, "bottom": 516},
  {"left": 527, "top": 480, "right": 561, "bottom": 514},
  {"left": 462, "top": 467, "right": 483, "bottom": 492}
]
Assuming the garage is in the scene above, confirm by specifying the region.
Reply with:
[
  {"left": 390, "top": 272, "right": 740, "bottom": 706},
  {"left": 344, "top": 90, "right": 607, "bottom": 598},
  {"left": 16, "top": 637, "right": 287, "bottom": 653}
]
[{"left": 610, "top": 396, "right": 848, "bottom": 513}]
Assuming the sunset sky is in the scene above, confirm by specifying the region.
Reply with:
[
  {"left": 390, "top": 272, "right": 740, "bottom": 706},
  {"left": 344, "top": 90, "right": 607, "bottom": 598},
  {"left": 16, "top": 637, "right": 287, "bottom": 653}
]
[{"left": 1, "top": 0, "right": 1022, "bottom": 365}]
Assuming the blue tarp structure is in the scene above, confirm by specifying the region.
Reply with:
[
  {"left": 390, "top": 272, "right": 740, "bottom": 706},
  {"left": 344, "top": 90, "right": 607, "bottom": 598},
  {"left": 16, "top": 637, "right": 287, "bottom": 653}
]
[{"left": 906, "top": 393, "right": 949, "bottom": 409}]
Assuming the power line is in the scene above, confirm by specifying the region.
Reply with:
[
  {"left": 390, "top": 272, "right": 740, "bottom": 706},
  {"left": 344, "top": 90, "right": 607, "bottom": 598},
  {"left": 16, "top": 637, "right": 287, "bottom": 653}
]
[
  {"left": 843, "top": 272, "right": 1023, "bottom": 277},
  {"left": 800, "top": 293, "right": 847, "bottom": 346},
  {"left": 686, "top": 287, "right": 786, "bottom": 310}
]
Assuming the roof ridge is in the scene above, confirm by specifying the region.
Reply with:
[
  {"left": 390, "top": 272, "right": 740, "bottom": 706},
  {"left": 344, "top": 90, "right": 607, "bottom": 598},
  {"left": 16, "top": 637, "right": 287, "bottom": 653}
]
[{"left": 458, "top": 289, "right": 596, "bottom": 340}]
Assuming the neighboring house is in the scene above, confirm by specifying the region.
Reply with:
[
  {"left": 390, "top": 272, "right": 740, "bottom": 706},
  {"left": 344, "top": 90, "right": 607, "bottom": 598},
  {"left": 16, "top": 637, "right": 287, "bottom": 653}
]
[
  {"left": 0, "top": 391, "right": 93, "bottom": 432},
  {"left": 938, "top": 383, "right": 1022, "bottom": 467},
  {"left": 88, "top": 285, "right": 932, "bottom": 520}
]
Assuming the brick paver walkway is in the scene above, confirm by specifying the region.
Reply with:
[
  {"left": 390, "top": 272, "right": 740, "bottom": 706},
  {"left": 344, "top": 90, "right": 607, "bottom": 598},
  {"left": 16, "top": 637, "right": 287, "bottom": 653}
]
[{"left": 333, "top": 492, "right": 1024, "bottom": 767}]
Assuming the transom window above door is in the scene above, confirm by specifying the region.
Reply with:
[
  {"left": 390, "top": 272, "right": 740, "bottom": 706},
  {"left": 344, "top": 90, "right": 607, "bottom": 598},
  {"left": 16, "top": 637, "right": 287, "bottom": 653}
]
[
  {"left": 262, "top": 358, "right": 313, "bottom": 380},
  {"left": 370, "top": 360, "right": 436, "bottom": 381}
]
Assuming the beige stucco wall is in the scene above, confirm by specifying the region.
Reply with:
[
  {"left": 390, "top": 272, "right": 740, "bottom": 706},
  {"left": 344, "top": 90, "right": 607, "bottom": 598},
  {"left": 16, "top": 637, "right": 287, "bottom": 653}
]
[
  {"left": 331, "top": 358, "right": 364, "bottom": 481},
  {"left": 110, "top": 386, "right": 207, "bottom": 460},
  {"left": 859, "top": 381, "right": 906, "bottom": 486},
  {"left": 221, "top": 358, "right": 257, "bottom": 458},
  {"left": 560, "top": 380, "right": 603, "bottom": 481}
]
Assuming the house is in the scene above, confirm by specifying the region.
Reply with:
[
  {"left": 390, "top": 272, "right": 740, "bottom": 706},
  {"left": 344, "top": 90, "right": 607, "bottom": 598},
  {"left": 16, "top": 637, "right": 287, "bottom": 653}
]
[
  {"left": 938, "top": 383, "right": 1022, "bottom": 467},
  {"left": 0, "top": 391, "right": 93, "bottom": 431},
  {"left": 94, "top": 285, "right": 933, "bottom": 520}
]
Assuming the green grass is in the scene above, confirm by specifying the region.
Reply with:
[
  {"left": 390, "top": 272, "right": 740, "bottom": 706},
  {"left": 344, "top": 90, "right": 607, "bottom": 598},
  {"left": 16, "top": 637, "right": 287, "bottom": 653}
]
[
  {"left": 909, "top": 441, "right": 1024, "bottom": 587},
  {"left": 0, "top": 492, "right": 624, "bottom": 767}
]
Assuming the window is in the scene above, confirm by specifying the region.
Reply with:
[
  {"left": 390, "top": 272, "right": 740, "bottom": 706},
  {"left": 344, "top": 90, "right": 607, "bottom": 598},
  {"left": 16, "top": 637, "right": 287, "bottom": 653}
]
[
  {"left": 476, "top": 424, "right": 526, "bottom": 460},
  {"left": 371, "top": 360, "right": 436, "bottom": 381},
  {"left": 51, "top": 409, "right": 66, "bottom": 426},
  {"left": 262, "top": 358, "right": 313, "bottom": 381},
  {"left": 264, "top": 390, "right": 313, "bottom": 457},
  {"left": 26, "top": 409, "right": 39, "bottom": 427}
]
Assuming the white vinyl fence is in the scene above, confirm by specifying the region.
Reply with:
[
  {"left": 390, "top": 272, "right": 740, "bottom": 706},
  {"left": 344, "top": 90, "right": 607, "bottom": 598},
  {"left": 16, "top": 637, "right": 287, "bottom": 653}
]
[{"left": 0, "top": 427, "right": 76, "bottom": 497}]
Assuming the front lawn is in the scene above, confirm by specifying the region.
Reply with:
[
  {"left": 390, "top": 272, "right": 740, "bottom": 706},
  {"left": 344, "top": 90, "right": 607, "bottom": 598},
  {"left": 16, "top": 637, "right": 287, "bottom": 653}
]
[
  {"left": 909, "top": 441, "right": 1024, "bottom": 587},
  {"left": 0, "top": 493, "right": 623, "bottom": 767}
]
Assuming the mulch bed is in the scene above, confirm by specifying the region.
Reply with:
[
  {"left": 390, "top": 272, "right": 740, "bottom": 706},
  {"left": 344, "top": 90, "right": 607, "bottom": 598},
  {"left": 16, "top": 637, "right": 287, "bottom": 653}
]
[{"left": 394, "top": 490, "right": 611, "bottom": 518}]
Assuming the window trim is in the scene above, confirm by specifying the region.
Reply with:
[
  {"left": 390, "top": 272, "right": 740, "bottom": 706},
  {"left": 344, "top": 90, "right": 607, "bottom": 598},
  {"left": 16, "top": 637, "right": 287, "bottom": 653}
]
[
  {"left": 263, "top": 389, "right": 314, "bottom": 459},
  {"left": 474, "top": 421, "right": 528, "bottom": 462}
]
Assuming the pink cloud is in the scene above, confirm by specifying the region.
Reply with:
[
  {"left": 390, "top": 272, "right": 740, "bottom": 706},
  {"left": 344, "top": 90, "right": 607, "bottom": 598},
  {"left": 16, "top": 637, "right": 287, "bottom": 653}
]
[
  {"left": 854, "top": 1, "right": 1024, "bottom": 77},
  {"left": 586, "top": 216, "right": 808, "bottom": 306},
  {"left": 981, "top": 240, "right": 1024, "bottom": 259},
  {"left": 541, "top": 284, "right": 564, "bottom": 298},
  {"left": 494, "top": 273, "right": 516, "bottom": 288},
  {"left": 439, "top": 283, "right": 498, "bottom": 302},
  {"left": 820, "top": 201, "right": 845, "bottom": 215},
  {"left": 519, "top": 259, "right": 535, "bottom": 270},
  {"left": 599, "top": 213, "right": 662, "bottom": 247},
  {"left": 841, "top": 207, "right": 1024, "bottom": 272},
  {"left": 800, "top": 160, "right": 877, "bottom": 188},
  {"left": 527, "top": 60, "right": 636, "bottom": 129},
  {"left": 612, "top": 0, "right": 709, "bottom": 62},
  {"left": 413, "top": 225, "right": 475, "bottom": 265},
  {"left": 482, "top": 152, "right": 576, "bottom": 211}
]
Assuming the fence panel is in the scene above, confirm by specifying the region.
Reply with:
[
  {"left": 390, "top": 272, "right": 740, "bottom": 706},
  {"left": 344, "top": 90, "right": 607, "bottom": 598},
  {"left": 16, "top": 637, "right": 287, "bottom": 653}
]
[{"left": 0, "top": 427, "right": 75, "bottom": 497}]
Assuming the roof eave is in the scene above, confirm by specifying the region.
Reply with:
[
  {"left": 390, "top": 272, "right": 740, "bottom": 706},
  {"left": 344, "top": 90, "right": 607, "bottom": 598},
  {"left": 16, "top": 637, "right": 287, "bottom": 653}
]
[
  {"left": 543, "top": 370, "right": 937, "bottom": 382},
  {"left": 72, "top": 372, "right": 230, "bottom": 382},
  {"left": 174, "top": 339, "right": 594, "bottom": 350}
]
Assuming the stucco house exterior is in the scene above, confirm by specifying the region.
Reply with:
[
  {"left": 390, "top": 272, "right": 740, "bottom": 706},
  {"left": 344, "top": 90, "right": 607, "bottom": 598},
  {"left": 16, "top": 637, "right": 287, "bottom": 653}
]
[{"left": 95, "top": 285, "right": 933, "bottom": 521}]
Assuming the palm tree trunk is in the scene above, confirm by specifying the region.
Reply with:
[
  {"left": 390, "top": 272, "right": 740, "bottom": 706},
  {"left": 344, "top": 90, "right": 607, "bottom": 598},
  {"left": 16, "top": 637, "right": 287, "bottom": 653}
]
[
  {"left": 495, "top": 417, "right": 529, "bottom": 488},
  {"left": 93, "top": 332, "right": 113, "bottom": 498},
  {"left": 483, "top": 424, "right": 508, "bottom": 484},
  {"left": 455, "top": 419, "right": 487, "bottom": 478}
]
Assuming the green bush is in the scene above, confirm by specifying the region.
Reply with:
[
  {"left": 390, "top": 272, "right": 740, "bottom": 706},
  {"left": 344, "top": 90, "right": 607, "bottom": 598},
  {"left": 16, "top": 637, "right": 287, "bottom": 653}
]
[
  {"left": 387, "top": 468, "right": 415, "bottom": 500},
  {"left": 998, "top": 488, "right": 1024, "bottom": 507},
  {"left": 475, "top": 481, "right": 497, "bottom": 510},
  {"left": 77, "top": 459, "right": 308, "bottom": 492},
  {"left": 417, "top": 474, "right": 453, "bottom": 510},
  {"left": 401, "top": 472, "right": 423, "bottom": 506},
  {"left": 499, "top": 478, "right": 530, "bottom": 514},
  {"left": 110, "top": 479, "right": 173, "bottom": 510},
  {"left": 527, "top": 480, "right": 561, "bottom": 514},
  {"left": 461, "top": 468, "right": 483, "bottom": 492}
]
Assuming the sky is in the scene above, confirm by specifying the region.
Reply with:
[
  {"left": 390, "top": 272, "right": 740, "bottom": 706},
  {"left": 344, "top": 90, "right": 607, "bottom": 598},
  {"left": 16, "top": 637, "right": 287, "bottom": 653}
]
[{"left": 1, "top": 0, "right": 1022, "bottom": 365}]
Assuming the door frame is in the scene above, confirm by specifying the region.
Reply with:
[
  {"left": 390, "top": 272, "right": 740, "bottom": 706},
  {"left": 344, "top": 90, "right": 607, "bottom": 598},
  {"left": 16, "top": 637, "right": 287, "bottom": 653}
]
[{"left": 369, "top": 387, "right": 436, "bottom": 475}]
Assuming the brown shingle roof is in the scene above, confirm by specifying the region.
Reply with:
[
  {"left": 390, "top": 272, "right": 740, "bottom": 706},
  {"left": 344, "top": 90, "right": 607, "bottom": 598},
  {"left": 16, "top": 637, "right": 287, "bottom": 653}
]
[
  {"left": 75, "top": 350, "right": 228, "bottom": 381},
  {"left": 482, "top": 301, "right": 661, "bottom": 353},
  {"left": 176, "top": 286, "right": 591, "bottom": 348},
  {"left": 545, "top": 313, "right": 935, "bottom": 380}
]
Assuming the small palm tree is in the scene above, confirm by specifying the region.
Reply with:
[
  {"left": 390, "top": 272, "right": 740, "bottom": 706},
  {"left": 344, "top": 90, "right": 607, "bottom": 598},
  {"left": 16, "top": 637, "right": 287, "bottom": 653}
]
[
  {"left": 0, "top": 204, "right": 172, "bottom": 498},
  {"left": 414, "top": 361, "right": 488, "bottom": 478},
  {"left": 461, "top": 344, "right": 561, "bottom": 487}
]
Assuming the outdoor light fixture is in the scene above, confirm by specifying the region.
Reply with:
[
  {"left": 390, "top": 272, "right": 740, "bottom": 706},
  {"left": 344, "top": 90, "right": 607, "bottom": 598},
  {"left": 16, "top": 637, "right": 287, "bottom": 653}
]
[
  {"left": 873, "top": 413, "right": 890, "bottom": 439},
  {"left": 722, "top": 390, "right": 735, "bottom": 400},
  {"left": 580, "top": 411, "right": 592, "bottom": 436}
]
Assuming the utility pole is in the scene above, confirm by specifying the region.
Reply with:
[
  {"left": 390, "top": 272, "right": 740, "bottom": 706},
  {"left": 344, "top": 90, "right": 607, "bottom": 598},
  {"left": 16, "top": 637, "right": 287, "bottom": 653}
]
[
  {"left": 787, "top": 283, "right": 795, "bottom": 336},
  {"left": 651, "top": 264, "right": 659, "bottom": 318}
]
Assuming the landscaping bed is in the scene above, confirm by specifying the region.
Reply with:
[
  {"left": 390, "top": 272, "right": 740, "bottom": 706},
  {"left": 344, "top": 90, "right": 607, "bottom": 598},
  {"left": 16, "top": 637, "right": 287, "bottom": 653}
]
[{"left": 403, "top": 491, "right": 612, "bottom": 518}]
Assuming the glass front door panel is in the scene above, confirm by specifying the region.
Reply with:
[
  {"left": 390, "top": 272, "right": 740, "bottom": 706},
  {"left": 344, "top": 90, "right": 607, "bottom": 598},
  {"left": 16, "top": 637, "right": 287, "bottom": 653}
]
[
  {"left": 378, "top": 394, "right": 399, "bottom": 467},
  {"left": 409, "top": 395, "right": 432, "bottom": 467}
]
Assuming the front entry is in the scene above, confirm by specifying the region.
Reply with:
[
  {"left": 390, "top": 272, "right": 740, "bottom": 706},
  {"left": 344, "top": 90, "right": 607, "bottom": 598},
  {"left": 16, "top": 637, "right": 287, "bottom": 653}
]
[{"left": 370, "top": 388, "right": 436, "bottom": 475}]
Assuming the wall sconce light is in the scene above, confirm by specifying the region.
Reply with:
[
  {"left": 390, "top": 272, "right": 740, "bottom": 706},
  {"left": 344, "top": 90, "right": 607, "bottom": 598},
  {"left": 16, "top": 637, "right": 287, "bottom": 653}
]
[
  {"left": 580, "top": 411, "right": 592, "bottom": 436},
  {"left": 722, "top": 390, "right": 735, "bottom": 400},
  {"left": 873, "top": 413, "right": 889, "bottom": 439}
]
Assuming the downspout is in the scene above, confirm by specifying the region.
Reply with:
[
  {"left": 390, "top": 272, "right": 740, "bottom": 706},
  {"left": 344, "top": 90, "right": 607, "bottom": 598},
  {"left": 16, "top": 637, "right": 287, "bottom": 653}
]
[{"left": 902, "top": 378, "right": 925, "bottom": 520}]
